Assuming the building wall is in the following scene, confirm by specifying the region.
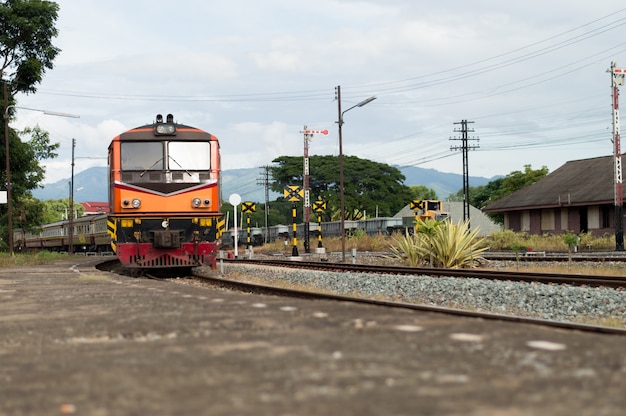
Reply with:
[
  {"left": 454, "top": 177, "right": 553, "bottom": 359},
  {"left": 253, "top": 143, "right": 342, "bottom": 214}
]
[
  {"left": 567, "top": 207, "right": 580, "bottom": 233},
  {"left": 541, "top": 209, "right": 554, "bottom": 232},
  {"left": 588, "top": 206, "right": 599, "bottom": 230},
  {"left": 499, "top": 204, "right": 622, "bottom": 236},
  {"left": 521, "top": 211, "right": 530, "bottom": 232},
  {"left": 559, "top": 208, "right": 568, "bottom": 232}
]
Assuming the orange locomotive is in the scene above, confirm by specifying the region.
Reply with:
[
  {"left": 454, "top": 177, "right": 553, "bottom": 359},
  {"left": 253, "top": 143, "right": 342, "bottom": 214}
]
[{"left": 107, "top": 114, "right": 224, "bottom": 269}]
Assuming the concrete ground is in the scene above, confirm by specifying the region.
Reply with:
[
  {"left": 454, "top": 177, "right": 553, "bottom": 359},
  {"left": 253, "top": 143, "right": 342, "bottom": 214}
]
[{"left": 1, "top": 256, "right": 625, "bottom": 415}]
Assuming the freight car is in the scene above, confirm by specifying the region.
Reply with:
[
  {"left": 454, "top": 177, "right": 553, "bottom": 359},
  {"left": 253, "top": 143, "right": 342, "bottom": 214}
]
[
  {"left": 106, "top": 114, "right": 225, "bottom": 269},
  {"left": 222, "top": 227, "right": 264, "bottom": 248}
]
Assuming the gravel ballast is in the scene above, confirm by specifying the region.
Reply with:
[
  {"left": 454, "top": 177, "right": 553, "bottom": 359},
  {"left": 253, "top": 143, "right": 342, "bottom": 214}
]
[{"left": 221, "top": 263, "right": 626, "bottom": 327}]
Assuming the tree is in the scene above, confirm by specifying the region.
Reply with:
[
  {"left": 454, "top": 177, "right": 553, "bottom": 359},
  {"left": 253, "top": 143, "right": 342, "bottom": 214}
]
[
  {"left": 1, "top": 0, "right": 61, "bottom": 94},
  {"left": 0, "top": 126, "right": 60, "bottom": 236},
  {"left": 408, "top": 185, "right": 438, "bottom": 201},
  {"left": 451, "top": 164, "right": 548, "bottom": 225},
  {"left": 41, "top": 198, "right": 84, "bottom": 224},
  {"left": 1, "top": 1, "right": 61, "bottom": 247},
  {"left": 270, "top": 155, "right": 411, "bottom": 221}
]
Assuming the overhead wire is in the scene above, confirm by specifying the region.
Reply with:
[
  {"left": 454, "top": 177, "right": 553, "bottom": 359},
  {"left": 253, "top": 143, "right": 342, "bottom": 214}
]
[{"left": 21, "top": 6, "right": 626, "bottom": 176}]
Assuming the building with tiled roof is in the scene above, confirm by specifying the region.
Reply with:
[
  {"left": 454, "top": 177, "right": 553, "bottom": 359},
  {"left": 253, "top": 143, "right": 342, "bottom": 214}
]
[
  {"left": 80, "top": 201, "right": 108, "bottom": 215},
  {"left": 482, "top": 155, "right": 621, "bottom": 235}
]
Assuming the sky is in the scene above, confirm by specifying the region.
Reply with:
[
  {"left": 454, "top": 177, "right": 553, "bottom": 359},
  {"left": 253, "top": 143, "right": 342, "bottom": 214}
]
[{"left": 9, "top": 0, "right": 626, "bottom": 193}]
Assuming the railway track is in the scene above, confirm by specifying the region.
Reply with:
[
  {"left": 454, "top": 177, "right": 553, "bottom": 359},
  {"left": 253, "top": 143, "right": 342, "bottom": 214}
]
[
  {"left": 98, "top": 255, "right": 626, "bottom": 335},
  {"left": 192, "top": 258, "right": 626, "bottom": 336},
  {"left": 221, "top": 257, "right": 626, "bottom": 289}
]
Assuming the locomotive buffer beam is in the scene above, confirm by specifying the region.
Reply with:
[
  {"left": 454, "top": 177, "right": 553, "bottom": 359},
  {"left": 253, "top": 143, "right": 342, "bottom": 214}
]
[{"left": 153, "top": 230, "right": 181, "bottom": 249}]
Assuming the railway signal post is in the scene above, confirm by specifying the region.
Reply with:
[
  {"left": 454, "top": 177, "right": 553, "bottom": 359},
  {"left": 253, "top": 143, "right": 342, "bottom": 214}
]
[
  {"left": 241, "top": 201, "right": 256, "bottom": 257},
  {"left": 609, "top": 62, "right": 625, "bottom": 251},
  {"left": 410, "top": 199, "right": 425, "bottom": 233},
  {"left": 301, "top": 126, "right": 329, "bottom": 253},
  {"left": 312, "top": 199, "right": 327, "bottom": 252},
  {"left": 284, "top": 185, "right": 304, "bottom": 257}
]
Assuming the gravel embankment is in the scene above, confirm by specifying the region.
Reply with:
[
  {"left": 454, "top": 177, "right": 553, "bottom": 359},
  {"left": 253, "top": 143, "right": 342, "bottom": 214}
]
[{"left": 220, "top": 262, "right": 626, "bottom": 327}]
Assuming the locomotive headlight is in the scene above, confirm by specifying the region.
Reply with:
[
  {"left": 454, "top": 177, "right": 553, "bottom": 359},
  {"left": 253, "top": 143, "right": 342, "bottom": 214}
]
[
  {"left": 192, "top": 197, "right": 202, "bottom": 208},
  {"left": 131, "top": 198, "right": 141, "bottom": 208},
  {"left": 154, "top": 124, "right": 176, "bottom": 135},
  {"left": 161, "top": 220, "right": 169, "bottom": 229}
]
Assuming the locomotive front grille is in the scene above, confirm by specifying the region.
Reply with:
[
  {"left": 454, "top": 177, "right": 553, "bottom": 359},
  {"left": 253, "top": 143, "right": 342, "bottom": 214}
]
[{"left": 130, "top": 254, "right": 209, "bottom": 267}]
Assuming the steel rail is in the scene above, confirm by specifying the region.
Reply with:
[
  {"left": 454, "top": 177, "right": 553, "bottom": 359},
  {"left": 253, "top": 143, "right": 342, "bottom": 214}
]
[
  {"left": 224, "top": 258, "right": 626, "bottom": 289},
  {"left": 193, "top": 267, "right": 626, "bottom": 336}
]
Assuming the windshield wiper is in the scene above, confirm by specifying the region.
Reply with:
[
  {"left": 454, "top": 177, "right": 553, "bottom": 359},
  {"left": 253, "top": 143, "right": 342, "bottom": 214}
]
[
  {"left": 168, "top": 155, "right": 192, "bottom": 176},
  {"left": 139, "top": 157, "right": 164, "bottom": 177}
]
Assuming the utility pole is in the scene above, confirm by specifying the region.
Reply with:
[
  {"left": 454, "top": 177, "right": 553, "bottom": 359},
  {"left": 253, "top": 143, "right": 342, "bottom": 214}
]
[
  {"left": 450, "top": 120, "right": 479, "bottom": 226},
  {"left": 256, "top": 166, "right": 271, "bottom": 243},
  {"left": 609, "top": 61, "right": 625, "bottom": 251},
  {"left": 68, "top": 138, "right": 76, "bottom": 254}
]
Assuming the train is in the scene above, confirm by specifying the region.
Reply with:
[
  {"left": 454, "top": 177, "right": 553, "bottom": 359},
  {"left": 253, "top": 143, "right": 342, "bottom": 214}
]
[
  {"left": 13, "top": 213, "right": 111, "bottom": 254},
  {"left": 106, "top": 114, "right": 224, "bottom": 269},
  {"left": 15, "top": 167, "right": 448, "bottom": 255},
  {"left": 15, "top": 216, "right": 410, "bottom": 253}
]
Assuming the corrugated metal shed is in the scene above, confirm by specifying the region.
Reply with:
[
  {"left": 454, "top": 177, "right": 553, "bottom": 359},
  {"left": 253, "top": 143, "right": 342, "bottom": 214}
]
[
  {"left": 394, "top": 201, "right": 501, "bottom": 236},
  {"left": 483, "top": 154, "right": 620, "bottom": 212}
]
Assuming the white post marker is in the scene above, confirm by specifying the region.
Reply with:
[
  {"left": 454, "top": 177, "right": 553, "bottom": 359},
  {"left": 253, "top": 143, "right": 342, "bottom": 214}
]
[{"left": 229, "top": 193, "right": 241, "bottom": 258}]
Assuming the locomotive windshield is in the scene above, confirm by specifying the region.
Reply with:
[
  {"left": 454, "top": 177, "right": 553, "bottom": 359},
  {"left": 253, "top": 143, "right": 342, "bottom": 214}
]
[
  {"left": 121, "top": 142, "right": 163, "bottom": 171},
  {"left": 121, "top": 141, "right": 211, "bottom": 171},
  {"left": 168, "top": 142, "right": 210, "bottom": 170}
]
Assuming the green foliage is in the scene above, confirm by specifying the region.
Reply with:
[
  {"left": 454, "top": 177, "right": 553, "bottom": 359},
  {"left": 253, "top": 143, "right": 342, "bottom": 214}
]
[
  {"left": 388, "top": 219, "right": 487, "bottom": 268},
  {"left": 270, "top": 155, "right": 411, "bottom": 221},
  {"left": 428, "top": 220, "right": 488, "bottom": 268},
  {"left": 221, "top": 200, "right": 292, "bottom": 230},
  {"left": 408, "top": 185, "right": 437, "bottom": 201},
  {"left": 388, "top": 233, "right": 428, "bottom": 267},
  {"left": 485, "top": 230, "right": 614, "bottom": 252},
  {"left": 562, "top": 231, "right": 580, "bottom": 249},
  {"left": 0, "top": 126, "right": 60, "bottom": 241},
  {"left": 0, "top": 0, "right": 61, "bottom": 94},
  {"left": 1, "top": 0, "right": 61, "bottom": 246},
  {"left": 0, "top": 250, "right": 68, "bottom": 268},
  {"left": 41, "top": 198, "right": 84, "bottom": 224},
  {"left": 451, "top": 164, "right": 548, "bottom": 225}
]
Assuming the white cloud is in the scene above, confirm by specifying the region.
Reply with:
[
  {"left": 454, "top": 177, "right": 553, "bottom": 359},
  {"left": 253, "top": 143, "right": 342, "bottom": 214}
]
[{"left": 8, "top": 0, "right": 626, "bottom": 187}]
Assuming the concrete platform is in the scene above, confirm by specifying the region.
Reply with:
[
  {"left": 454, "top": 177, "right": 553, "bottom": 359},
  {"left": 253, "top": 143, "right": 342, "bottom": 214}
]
[{"left": 1, "top": 256, "right": 626, "bottom": 415}]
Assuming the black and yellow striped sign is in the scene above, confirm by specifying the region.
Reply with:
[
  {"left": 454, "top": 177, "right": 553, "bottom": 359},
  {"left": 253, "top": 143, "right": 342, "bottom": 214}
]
[
  {"left": 312, "top": 199, "right": 326, "bottom": 213},
  {"left": 241, "top": 201, "right": 256, "bottom": 213},
  {"left": 284, "top": 185, "right": 304, "bottom": 202},
  {"left": 410, "top": 199, "right": 425, "bottom": 211}
]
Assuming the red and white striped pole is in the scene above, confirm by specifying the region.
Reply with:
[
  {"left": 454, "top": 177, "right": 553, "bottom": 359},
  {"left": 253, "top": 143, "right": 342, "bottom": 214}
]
[
  {"left": 610, "top": 62, "right": 625, "bottom": 250},
  {"left": 300, "top": 127, "right": 328, "bottom": 253}
]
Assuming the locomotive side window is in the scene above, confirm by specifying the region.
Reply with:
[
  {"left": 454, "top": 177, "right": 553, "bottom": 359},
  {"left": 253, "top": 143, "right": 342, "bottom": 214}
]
[
  {"left": 121, "top": 142, "right": 163, "bottom": 171},
  {"left": 168, "top": 142, "right": 210, "bottom": 170}
]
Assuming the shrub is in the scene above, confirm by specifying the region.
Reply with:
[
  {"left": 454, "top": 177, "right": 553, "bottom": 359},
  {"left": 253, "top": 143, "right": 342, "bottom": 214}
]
[{"left": 388, "top": 219, "right": 487, "bottom": 268}]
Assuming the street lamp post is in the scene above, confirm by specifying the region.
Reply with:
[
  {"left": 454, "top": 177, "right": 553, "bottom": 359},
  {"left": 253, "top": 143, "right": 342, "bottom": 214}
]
[
  {"left": 335, "top": 85, "right": 376, "bottom": 262},
  {"left": 2, "top": 82, "right": 79, "bottom": 255}
]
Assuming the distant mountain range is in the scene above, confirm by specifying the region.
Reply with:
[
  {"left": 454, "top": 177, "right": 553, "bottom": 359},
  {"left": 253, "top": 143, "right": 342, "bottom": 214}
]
[{"left": 32, "top": 165, "right": 497, "bottom": 203}]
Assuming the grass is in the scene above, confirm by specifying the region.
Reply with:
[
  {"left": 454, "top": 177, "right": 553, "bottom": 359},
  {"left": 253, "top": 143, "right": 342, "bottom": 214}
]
[{"left": 0, "top": 252, "right": 71, "bottom": 268}]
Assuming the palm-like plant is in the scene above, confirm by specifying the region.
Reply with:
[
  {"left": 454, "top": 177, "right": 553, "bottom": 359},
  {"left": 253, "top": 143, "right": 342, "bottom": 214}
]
[
  {"left": 429, "top": 219, "right": 488, "bottom": 268},
  {"left": 388, "top": 219, "right": 487, "bottom": 268},
  {"left": 388, "top": 232, "right": 428, "bottom": 267}
]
